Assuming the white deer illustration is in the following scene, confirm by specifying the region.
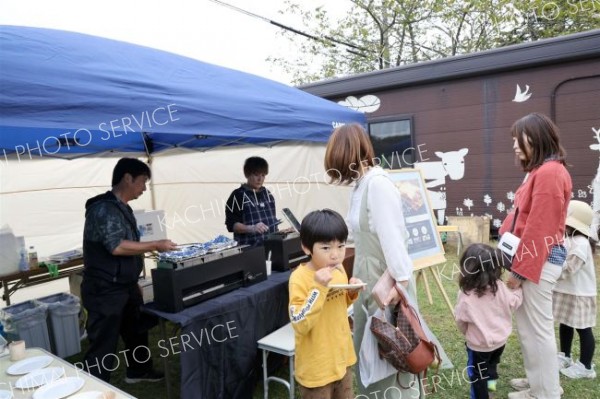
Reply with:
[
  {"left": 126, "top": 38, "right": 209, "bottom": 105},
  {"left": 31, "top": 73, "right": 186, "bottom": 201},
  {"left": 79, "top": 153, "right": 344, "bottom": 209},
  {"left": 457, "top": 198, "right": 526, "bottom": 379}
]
[{"left": 415, "top": 148, "right": 469, "bottom": 224}]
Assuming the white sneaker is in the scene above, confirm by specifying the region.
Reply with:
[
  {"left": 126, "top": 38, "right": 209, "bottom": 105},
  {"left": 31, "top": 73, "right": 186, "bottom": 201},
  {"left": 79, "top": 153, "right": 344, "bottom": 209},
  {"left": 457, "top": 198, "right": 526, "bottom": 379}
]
[
  {"left": 557, "top": 351, "right": 574, "bottom": 369},
  {"left": 508, "top": 390, "right": 535, "bottom": 399},
  {"left": 560, "top": 361, "right": 596, "bottom": 379},
  {"left": 510, "top": 378, "right": 530, "bottom": 391}
]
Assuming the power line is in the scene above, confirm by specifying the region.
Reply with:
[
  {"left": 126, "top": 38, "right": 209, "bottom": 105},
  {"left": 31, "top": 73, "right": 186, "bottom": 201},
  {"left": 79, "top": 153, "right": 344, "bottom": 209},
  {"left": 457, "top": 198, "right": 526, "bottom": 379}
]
[{"left": 207, "top": 0, "right": 372, "bottom": 56}]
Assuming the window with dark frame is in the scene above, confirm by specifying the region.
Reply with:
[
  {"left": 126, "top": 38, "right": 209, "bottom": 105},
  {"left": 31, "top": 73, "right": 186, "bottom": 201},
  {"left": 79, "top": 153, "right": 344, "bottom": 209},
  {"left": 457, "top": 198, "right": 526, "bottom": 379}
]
[{"left": 368, "top": 118, "right": 413, "bottom": 169}]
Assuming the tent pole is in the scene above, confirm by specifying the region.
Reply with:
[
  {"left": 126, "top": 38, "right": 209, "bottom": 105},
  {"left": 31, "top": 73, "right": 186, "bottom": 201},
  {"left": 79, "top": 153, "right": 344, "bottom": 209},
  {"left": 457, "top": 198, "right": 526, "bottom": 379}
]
[
  {"left": 148, "top": 155, "right": 156, "bottom": 211},
  {"left": 141, "top": 131, "right": 156, "bottom": 211}
]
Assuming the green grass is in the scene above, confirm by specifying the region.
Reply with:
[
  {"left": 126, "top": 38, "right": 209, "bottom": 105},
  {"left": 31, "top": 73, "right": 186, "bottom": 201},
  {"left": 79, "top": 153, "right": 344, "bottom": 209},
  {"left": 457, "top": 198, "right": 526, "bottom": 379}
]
[{"left": 68, "top": 246, "right": 600, "bottom": 398}]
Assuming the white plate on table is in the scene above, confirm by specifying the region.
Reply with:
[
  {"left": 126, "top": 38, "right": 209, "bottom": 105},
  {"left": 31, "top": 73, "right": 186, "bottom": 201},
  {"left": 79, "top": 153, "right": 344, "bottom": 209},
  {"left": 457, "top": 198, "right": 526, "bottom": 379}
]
[
  {"left": 69, "top": 391, "right": 104, "bottom": 399},
  {"left": 328, "top": 282, "right": 367, "bottom": 290},
  {"left": 32, "top": 377, "right": 85, "bottom": 399},
  {"left": 14, "top": 367, "right": 65, "bottom": 389},
  {"left": 0, "top": 389, "right": 13, "bottom": 399},
  {"left": 6, "top": 355, "right": 53, "bottom": 375}
]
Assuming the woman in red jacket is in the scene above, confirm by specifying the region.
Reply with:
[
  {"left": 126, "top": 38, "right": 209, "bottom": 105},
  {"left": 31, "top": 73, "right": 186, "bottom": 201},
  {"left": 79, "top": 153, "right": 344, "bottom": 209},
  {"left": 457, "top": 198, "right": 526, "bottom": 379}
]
[{"left": 502, "top": 113, "right": 572, "bottom": 399}]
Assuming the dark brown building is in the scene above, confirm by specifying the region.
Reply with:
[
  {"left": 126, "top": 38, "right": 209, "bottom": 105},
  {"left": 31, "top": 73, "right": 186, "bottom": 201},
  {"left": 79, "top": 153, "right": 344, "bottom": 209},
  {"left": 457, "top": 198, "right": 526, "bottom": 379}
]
[{"left": 301, "top": 30, "right": 600, "bottom": 235}]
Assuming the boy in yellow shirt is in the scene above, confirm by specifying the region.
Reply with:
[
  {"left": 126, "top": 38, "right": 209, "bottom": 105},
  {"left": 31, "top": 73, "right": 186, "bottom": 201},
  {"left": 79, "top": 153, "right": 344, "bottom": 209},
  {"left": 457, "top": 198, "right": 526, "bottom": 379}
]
[{"left": 289, "top": 209, "right": 364, "bottom": 399}]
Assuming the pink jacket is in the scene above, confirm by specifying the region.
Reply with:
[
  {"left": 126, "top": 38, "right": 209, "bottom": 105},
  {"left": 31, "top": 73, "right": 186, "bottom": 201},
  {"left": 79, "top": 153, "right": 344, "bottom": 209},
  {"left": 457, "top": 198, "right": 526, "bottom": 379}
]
[{"left": 455, "top": 281, "right": 523, "bottom": 352}]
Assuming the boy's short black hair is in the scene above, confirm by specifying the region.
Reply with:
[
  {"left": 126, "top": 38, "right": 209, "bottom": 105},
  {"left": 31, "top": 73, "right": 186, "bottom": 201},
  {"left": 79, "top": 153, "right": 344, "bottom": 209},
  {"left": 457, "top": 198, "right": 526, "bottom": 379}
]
[
  {"left": 112, "top": 158, "right": 151, "bottom": 186},
  {"left": 243, "top": 156, "right": 269, "bottom": 177},
  {"left": 300, "top": 209, "right": 348, "bottom": 251}
]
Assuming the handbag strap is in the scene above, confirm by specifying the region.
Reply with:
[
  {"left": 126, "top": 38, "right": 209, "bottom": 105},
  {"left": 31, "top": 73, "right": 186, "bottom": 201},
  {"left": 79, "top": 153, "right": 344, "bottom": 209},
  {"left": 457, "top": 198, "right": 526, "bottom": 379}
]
[
  {"left": 393, "top": 283, "right": 410, "bottom": 307},
  {"left": 509, "top": 208, "right": 519, "bottom": 233}
]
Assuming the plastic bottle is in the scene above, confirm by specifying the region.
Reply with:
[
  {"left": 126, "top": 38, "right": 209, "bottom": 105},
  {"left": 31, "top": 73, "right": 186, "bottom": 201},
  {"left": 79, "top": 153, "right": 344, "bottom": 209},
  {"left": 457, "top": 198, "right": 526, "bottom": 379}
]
[
  {"left": 16, "top": 236, "right": 29, "bottom": 272},
  {"left": 18, "top": 243, "right": 29, "bottom": 272},
  {"left": 28, "top": 246, "right": 38, "bottom": 269}
]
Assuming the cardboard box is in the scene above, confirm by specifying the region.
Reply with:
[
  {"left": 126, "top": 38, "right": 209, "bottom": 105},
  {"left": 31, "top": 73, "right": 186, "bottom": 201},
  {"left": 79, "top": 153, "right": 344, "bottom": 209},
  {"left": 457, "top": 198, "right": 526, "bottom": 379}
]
[
  {"left": 133, "top": 210, "right": 167, "bottom": 242},
  {"left": 446, "top": 216, "right": 491, "bottom": 246}
]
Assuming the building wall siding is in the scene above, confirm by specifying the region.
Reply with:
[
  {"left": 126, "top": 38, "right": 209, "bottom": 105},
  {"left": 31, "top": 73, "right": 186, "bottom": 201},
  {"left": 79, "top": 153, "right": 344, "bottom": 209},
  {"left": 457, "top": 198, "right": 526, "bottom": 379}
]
[{"left": 329, "top": 59, "right": 600, "bottom": 233}]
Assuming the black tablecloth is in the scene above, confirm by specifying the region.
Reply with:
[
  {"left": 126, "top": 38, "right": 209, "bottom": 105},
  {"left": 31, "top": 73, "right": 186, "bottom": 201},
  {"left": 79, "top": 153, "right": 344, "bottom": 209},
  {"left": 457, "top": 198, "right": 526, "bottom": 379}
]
[{"left": 143, "top": 270, "right": 291, "bottom": 399}]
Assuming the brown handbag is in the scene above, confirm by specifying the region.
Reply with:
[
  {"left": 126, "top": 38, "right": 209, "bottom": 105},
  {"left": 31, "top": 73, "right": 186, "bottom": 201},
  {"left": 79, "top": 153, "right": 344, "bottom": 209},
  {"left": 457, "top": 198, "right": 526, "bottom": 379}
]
[{"left": 370, "top": 285, "right": 440, "bottom": 375}]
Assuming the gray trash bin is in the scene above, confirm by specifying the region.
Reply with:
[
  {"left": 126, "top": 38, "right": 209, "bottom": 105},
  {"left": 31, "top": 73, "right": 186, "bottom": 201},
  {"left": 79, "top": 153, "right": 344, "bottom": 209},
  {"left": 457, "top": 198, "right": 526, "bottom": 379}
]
[
  {"left": 35, "top": 292, "right": 81, "bottom": 358},
  {"left": 0, "top": 300, "right": 51, "bottom": 351}
]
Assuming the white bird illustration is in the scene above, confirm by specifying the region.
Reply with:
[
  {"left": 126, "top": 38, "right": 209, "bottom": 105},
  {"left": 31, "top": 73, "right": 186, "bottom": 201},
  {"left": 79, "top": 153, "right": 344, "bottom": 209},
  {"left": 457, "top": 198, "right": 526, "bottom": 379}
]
[{"left": 513, "top": 84, "right": 532, "bottom": 102}]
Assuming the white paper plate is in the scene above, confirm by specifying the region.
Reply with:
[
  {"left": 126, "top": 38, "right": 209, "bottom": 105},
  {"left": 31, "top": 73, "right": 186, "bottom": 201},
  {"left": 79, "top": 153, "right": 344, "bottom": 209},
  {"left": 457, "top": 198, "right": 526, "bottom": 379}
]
[
  {"left": 328, "top": 282, "right": 367, "bottom": 289},
  {"left": 6, "top": 355, "right": 53, "bottom": 375},
  {"left": 68, "top": 391, "right": 103, "bottom": 399},
  {"left": 0, "top": 389, "right": 13, "bottom": 399},
  {"left": 32, "top": 377, "right": 85, "bottom": 399},
  {"left": 14, "top": 367, "right": 65, "bottom": 389}
]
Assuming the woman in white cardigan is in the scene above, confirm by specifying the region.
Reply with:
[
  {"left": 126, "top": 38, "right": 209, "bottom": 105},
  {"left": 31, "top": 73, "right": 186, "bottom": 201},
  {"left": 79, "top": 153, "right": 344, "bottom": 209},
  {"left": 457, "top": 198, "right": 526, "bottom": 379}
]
[{"left": 324, "top": 123, "right": 421, "bottom": 398}]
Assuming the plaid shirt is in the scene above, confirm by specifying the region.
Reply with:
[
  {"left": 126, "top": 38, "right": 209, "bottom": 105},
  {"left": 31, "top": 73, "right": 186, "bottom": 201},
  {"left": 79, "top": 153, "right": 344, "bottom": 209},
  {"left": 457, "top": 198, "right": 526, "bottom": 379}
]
[
  {"left": 547, "top": 244, "right": 567, "bottom": 265},
  {"left": 513, "top": 244, "right": 567, "bottom": 280},
  {"left": 225, "top": 184, "right": 278, "bottom": 246}
]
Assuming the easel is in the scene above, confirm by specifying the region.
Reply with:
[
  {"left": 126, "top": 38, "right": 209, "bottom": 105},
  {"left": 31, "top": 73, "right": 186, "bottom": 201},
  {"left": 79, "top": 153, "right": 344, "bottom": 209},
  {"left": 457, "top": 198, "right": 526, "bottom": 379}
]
[
  {"left": 414, "top": 225, "right": 465, "bottom": 316},
  {"left": 413, "top": 252, "right": 455, "bottom": 317},
  {"left": 415, "top": 263, "right": 455, "bottom": 316}
]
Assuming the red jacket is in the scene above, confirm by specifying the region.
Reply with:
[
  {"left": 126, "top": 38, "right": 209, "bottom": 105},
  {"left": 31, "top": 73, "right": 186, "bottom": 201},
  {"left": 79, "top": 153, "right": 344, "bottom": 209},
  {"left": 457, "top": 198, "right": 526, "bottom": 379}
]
[{"left": 499, "top": 161, "right": 572, "bottom": 283}]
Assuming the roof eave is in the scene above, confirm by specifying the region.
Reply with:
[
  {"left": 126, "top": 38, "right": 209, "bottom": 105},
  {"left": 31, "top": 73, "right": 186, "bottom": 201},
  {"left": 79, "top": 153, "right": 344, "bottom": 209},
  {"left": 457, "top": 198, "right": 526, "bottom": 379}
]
[{"left": 300, "top": 29, "right": 600, "bottom": 98}]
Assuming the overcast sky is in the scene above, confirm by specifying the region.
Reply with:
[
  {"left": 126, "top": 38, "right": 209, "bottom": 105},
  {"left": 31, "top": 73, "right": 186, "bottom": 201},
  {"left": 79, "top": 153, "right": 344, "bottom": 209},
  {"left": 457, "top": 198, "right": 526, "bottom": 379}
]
[{"left": 0, "top": 0, "right": 350, "bottom": 85}]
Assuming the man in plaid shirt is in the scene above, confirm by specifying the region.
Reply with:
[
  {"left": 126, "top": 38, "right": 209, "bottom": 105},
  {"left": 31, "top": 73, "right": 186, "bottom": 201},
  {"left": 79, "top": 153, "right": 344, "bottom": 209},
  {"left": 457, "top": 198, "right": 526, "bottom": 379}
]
[{"left": 225, "top": 157, "right": 278, "bottom": 246}]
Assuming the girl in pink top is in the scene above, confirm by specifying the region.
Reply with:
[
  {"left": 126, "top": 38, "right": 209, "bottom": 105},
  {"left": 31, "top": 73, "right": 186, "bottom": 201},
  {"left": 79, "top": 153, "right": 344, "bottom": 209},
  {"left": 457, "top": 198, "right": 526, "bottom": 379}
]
[{"left": 455, "top": 243, "right": 523, "bottom": 399}]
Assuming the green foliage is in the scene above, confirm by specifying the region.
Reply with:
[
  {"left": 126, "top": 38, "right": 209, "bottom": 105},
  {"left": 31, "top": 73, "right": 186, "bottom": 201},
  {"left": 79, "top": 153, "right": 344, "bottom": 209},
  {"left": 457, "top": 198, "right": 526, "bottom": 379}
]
[{"left": 271, "top": 0, "right": 600, "bottom": 84}]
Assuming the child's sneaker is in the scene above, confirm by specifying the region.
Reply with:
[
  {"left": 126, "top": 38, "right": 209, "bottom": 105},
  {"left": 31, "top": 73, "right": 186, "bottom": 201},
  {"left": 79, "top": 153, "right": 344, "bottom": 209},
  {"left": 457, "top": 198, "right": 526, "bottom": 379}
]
[
  {"left": 560, "top": 361, "right": 596, "bottom": 379},
  {"left": 487, "top": 379, "right": 497, "bottom": 392},
  {"left": 557, "top": 351, "right": 574, "bottom": 369}
]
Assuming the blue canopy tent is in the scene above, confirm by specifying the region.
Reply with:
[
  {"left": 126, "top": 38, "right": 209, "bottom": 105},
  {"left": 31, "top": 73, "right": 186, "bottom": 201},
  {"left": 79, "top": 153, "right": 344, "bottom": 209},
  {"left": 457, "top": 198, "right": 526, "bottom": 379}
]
[{"left": 0, "top": 25, "right": 365, "bottom": 159}]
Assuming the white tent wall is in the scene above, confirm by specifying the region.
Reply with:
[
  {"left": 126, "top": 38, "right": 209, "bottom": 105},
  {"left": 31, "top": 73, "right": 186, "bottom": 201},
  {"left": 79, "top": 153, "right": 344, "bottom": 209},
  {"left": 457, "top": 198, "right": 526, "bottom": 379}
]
[
  {"left": 0, "top": 156, "right": 154, "bottom": 257},
  {"left": 152, "top": 142, "right": 351, "bottom": 245},
  {"left": 0, "top": 141, "right": 350, "bottom": 303},
  {"left": 0, "top": 157, "right": 148, "bottom": 304}
]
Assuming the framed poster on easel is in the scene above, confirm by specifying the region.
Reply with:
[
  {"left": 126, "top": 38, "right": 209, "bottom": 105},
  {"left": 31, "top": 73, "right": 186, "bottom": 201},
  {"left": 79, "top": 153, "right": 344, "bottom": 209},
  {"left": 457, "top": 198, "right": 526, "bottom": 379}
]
[
  {"left": 387, "top": 168, "right": 446, "bottom": 270},
  {"left": 387, "top": 168, "right": 454, "bottom": 314}
]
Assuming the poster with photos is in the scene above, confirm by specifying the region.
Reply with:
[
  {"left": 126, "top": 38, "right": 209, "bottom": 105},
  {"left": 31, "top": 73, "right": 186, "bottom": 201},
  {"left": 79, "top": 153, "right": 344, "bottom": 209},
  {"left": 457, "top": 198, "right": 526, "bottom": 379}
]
[{"left": 388, "top": 169, "right": 446, "bottom": 270}]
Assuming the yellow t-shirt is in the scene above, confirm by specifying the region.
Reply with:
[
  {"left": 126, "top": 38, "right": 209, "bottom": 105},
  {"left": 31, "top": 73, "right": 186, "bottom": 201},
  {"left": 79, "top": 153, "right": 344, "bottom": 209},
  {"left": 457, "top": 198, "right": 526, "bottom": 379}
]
[{"left": 288, "top": 264, "right": 358, "bottom": 388}]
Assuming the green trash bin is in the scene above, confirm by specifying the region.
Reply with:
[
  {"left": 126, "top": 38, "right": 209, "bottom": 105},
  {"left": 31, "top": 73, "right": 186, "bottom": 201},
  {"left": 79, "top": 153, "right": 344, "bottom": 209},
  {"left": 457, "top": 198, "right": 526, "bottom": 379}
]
[
  {"left": 35, "top": 293, "right": 81, "bottom": 358},
  {"left": 0, "top": 300, "right": 51, "bottom": 351}
]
